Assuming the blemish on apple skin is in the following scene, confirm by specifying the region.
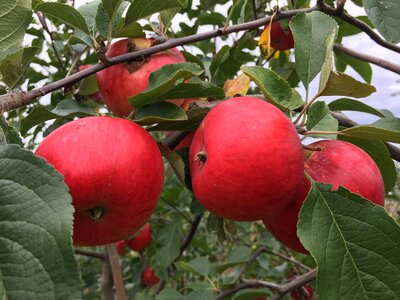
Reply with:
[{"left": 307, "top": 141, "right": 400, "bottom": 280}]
[{"left": 194, "top": 151, "right": 207, "bottom": 164}]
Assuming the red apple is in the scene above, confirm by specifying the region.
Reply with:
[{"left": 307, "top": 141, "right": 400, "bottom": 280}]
[
  {"left": 125, "top": 222, "right": 152, "bottom": 252},
  {"left": 142, "top": 266, "right": 160, "bottom": 287},
  {"left": 35, "top": 116, "right": 164, "bottom": 246},
  {"left": 270, "top": 19, "right": 294, "bottom": 51},
  {"left": 115, "top": 240, "right": 126, "bottom": 255},
  {"left": 263, "top": 140, "right": 385, "bottom": 253},
  {"left": 189, "top": 96, "right": 304, "bottom": 221},
  {"left": 291, "top": 285, "right": 314, "bottom": 300},
  {"left": 96, "top": 38, "right": 186, "bottom": 117}
]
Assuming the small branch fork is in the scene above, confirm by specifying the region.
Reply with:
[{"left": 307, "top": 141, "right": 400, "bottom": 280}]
[{"left": 215, "top": 268, "right": 317, "bottom": 300}]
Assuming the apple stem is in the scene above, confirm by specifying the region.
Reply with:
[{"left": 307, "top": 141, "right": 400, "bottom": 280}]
[
  {"left": 194, "top": 151, "right": 207, "bottom": 163},
  {"left": 89, "top": 207, "right": 104, "bottom": 221}
]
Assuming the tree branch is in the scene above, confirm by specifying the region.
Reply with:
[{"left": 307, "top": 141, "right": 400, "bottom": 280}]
[
  {"left": 317, "top": 0, "right": 400, "bottom": 54},
  {"left": 102, "top": 249, "right": 114, "bottom": 300},
  {"left": 180, "top": 214, "right": 203, "bottom": 256},
  {"left": 105, "top": 244, "right": 126, "bottom": 300},
  {"left": 334, "top": 44, "right": 400, "bottom": 75},
  {"left": 0, "top": 7, "right": 317, "bottom": 114},
  {"left": 215, "top": 269, "right": 317, "bottom": 300}
]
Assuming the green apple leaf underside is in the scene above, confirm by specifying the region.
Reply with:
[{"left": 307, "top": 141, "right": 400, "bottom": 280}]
[
  {"left": 129, "top": 63, "right": 205, "bottom": 109},
  {"left": 0, "top": 145, "right": 80, "bottom": 300},
  {"left": 363, "top": 0, "right": 400, "bottom": 43},
  {"left": 338, "top": 135, "right": 397, "bottom": 193},
  {"left": 159, "top": 143, "right": 186, "bottom": 185},
  {"left": 341, "top": 117, "right": 400, "bottom": 143},
  {"left": 290, "top": 11, "right": 338, "bottom": 91},
  {"left": 0, "top": 0, "right": 31, "bottom": 59},
  {"left": 306, "top": 101, "right": 339, "bottom": 138},
  {"left": 241, "top": 66, "right": 303, "bottom": 110},
  {"left": 319, "top": 71, "right": 376, "bottom": 98},
  {"left": 0, "top": 47, "right": 38, "bottom": 90},
  {"left": 329, "top": 98, "right": 394, "bottom": 118},
  {"left": 0, "top": 116, "right": 23, "bottom": 147},
  {"left": 20, "top": 99, "right": 96, "bottom": 137},
  {"left": 298, "top": 181, "right": 400, "bottom": 300}
]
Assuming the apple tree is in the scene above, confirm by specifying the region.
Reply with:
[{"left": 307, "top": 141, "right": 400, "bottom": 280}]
[{"left": 1, "top": 0, "right": 400, "bottom": 299}]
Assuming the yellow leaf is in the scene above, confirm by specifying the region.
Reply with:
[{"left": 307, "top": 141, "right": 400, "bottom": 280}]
[{"left": 223, "top": 74, "right": 251, "bottom": 97}]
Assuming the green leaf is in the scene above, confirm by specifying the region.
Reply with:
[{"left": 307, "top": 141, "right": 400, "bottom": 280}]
[
  {"left": 319, "top": 71, "right": 376, "bottom": 98},
  {"left": 341, "top": 117, "right": 400, "bottom": 143},
  {"left": 160, "top": 0, "right": 188, "bottom": 32},
  {"left": 175, "top": 257, "right": 210, "bottom": 277},
  {"left": 125, "top": 0, "right": 186, "bottom": 25},
  {"left": 157, "top": 288, "right": 184, "bottom": 300},
  {"left": 161, "top": 82, "right": 225, "bottom": 100},
  {"left": 241, "top": 66, "right": 303, "bottom": 110},
  {"left": 96, "top": 1, "right": 128, "bottom": 38},
  {"left": 306, "top": 101, "right": 338, "bottom": 138},
  {"left": 129, "top": 62, "right": 204, "bottom": 109},
  {"left": 228, "top": 246, "right": 251, "bottom": 263},
  {"left": 0, "top": 0, "right": 32, "bottom": 57},
  {"left": 101, "top": 0, "right": 122, "bottom": 19},
  {"left": 338, "top": 136, "right": 397, "bottom": 193},
  {"left": 184, "top": 290, "right": 215, "bottom": 300},
  {"left": 78, "top": 74, "right": 99, "bottom": 96},
  {"left": 149, "top": 106, "right": 209, "bottom": 131},
  {"left": 153, "top": 222, "right": 181, "bottom": 270},
  {"left": 0, "top": 145, "right": 81, "bottom": 300},
  {"left": 77, "top": 0, "right": 101, "bottom": 32},
  {"left": 298, "top": 181, "right": 400, "bottom": 300},
  {"left": 36, "top": 2, "right": 90, "bottom": 35},
  {"left": 159, "top": 143, "right": 186, "bottom": 185},
  {"left": 114, "top": 21, "right": 145, "bottom": 38},
  {"left": 0, "top": 47, "right": 38, "bottom": 90},
  {"left": 206, "top": 213, "right": 227, "bottom": 243},
  {"left": 290, "top": 11, "right": 338, "bottom": 90},
  {"left": 337, "top": 16, "right": 375, "bottom": 37},
  {"left": 334, "top": 50, "right": 372, "bottom": 83},
  {"left": 210, "top": 45, "right": 230, "bottom": 80},
  {"left": 20, "top": 99, "right": 96, "bottom": 136},
  {"left": 318, "top": 25, "right": 337, "bottom": 94},
  {"left": 134, "top": 101, "right": 187, "bottom": 125},
  {"left": 0, "top": 116, "right": 23, "bottom": 146},
  {"left": 363, "top": 0, "right": 400, "bottom": 43},
  {"left": 328, "top": 98, "right": 394, "bottom": 118}
]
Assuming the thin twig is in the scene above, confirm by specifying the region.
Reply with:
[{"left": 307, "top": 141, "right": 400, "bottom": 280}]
[
  {"left": 161, "top": 197, "right": 193, "bottom": 224},
  {"left": 334, "top": 44, "right": 400, "bottom": 75},
  {"left": 105, "top": 244, "right": 126, "bottom": 300},
  {"left": 74, "top": 249, "right": 107, "bottom": 260},
  {"left": 215, "top": 269, "right": 317, "bottom": 300},
  {"left": 0, "top": 7, "right": 317, "bottom": 114},
  {"left": 102, "top": 249, "right": 114, "bottom": 300},
  {"left": 36, "top": 12, "right": 66, "bottom": 73},
  {"left": 317, "top": 0, "right": 400, "bottom": 54},
  {"left": 179, "top": 214, "right": 203, "bottom": 256}
]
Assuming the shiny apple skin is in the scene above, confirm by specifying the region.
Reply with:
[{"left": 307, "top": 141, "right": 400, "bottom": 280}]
[
  {"left": 270, "top": 19, "right": 294, "bottom": 51},
  {"left": 35, "top": 116, "right": 164, "bottom": 246},
  {"left": 96, "top": 38, "right": 186, "bottom": 117},
  {"left": 125, "top": 222, "right": 152, "bottom": 251},
  {"left": 263, "top": 140, "right": 385, "bottom": 254},
  {"left": 189, "top": 96, "right": 304, "bottom": 221}
]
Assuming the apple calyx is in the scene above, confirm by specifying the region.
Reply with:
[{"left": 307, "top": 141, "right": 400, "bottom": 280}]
[
  {"left": 194, "top": 150, "right": 207, "bottom": 163},
  {"left": 88, "top": 207, "right": 104, "bottom": 221}
]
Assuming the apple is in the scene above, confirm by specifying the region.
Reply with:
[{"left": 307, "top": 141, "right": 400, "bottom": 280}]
[
  {"left": 35, "top": 116, "right": 164, "bottom": 246},
  {"left": 78, "top": 64, "right": 102, "bottom": 102},
  {"left": 142, "top": 266, "right": 160, "bottom": 287},
  {"left": 96, "top": 38, "right": 186, "bottom": 117},
  {"left": 291, "top": 285, "right": 314, "bottom": 300},
  {"left": 115, "top": 240, "right": 126, "bottom": 255},
  {"left": 125, "top": 222, "right": 152, "bottom": 252},
  {"left": 189, "top": 96, "right": 304, "bottom": 221},
  {"left": 269, "top": 19, "right": 294, "bottom": 51},
  {"left": 263, "top": 140, "right": 385, "bottom": 253}
]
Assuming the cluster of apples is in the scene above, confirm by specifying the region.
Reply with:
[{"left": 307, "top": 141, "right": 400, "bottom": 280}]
[{"left": 35, "top": 31, "right": 384, "bottom": 262}]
